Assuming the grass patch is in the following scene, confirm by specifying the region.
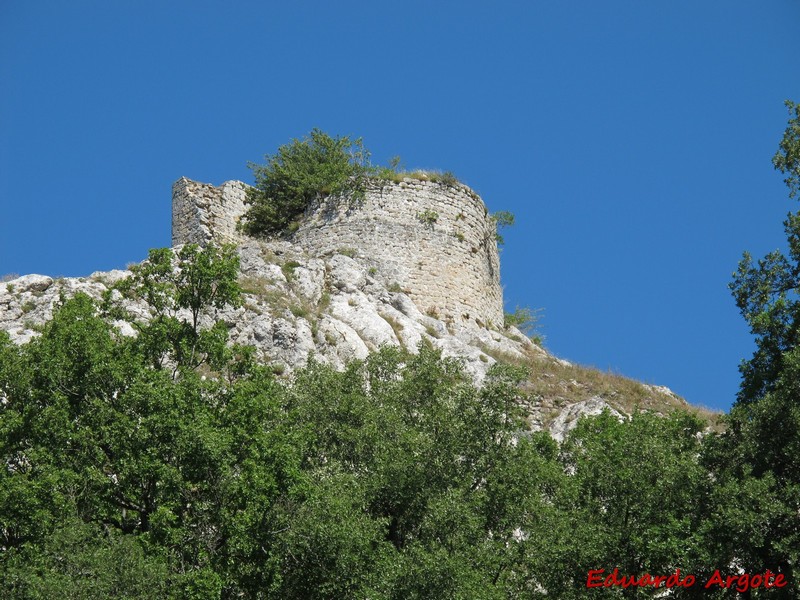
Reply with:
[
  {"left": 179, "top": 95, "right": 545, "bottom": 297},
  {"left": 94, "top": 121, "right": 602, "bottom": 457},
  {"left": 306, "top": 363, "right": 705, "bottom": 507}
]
[
  {"left": 374, "top": 169, "right": 462, "bottom": 188},
  {"left": 260, "top": 248, "right": 282, "bottom": 264},
  {"left": 504, "top": 306, "right": 544, "bottom": 346},
  {"left": 480, "top": 343, "right": 723, "bottom": 431},
  {"left": 381, "top": 313, "right": 405, "bottom": 343},
  {"left": 281, "top": 260, "right": 302, "bottom": 281},
  {"left": 529, "top": 360, "right": 722, "bottom": 429},
  {"left": 271, "top": 363, "right": 287, "bottom": 376},
  {"left": 239, "top": 275, "right": 295, "bottom": 314},
  {"left": 239, "top": 275, "right": 275, "bottom": 296},
  {"left": 290, "top": 305, "right": 310, "bottom": 319},
  {"left": 318, "top": 291, "right": 331, "bottom": 311},
  {"left": 416, "top": 209, "right": 439, "bottom": 227},
  {"left": 424, "top": 324, "right": 441, "bottom": 339}
]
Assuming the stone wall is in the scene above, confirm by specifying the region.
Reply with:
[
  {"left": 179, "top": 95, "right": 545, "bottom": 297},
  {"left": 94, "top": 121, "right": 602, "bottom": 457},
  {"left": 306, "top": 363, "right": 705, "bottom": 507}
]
[
  {"left": 172, "top": 178, "right": 248, "bottom": 246},
  {"left": 292, "top": 180, "right": 504, "bottom": 328},
  {"left": 171, "top": 177, "right": 504, "bottom": 328}
]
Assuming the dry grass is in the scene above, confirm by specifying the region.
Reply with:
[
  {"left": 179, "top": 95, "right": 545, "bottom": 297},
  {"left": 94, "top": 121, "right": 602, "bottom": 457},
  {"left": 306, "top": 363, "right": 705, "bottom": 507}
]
[
  {"left": 482, "top": 344, "right": 724, "bottom": 430},
  {"left": 380, "top": 313, "right": 404, "bottom": 339}
]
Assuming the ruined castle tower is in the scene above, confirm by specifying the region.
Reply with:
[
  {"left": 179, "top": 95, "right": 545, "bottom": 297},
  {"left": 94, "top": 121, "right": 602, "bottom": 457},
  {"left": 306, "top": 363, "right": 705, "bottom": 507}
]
[{"left": 172, "top": 177, "right": 504, "bottom": 328}]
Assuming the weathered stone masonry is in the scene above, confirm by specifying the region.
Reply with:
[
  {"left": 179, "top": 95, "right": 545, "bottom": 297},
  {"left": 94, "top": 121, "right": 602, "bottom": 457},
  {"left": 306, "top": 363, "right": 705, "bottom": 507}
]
[
  {"left": 172, "top": 177, "right": 505, "bottom": 328},
  {"left": 172, "top": 178, "right": 248, "bottom": 246}
]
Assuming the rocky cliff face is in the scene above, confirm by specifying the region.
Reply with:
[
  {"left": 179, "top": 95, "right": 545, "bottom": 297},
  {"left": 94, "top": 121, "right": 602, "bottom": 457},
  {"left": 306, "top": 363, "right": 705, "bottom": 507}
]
[{"left": 0, "top": 238, "right": 536, "bottom": 380}]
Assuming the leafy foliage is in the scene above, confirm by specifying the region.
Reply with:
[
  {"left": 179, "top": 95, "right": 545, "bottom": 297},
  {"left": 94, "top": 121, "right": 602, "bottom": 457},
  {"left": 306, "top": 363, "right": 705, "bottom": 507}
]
[
  {"left": 713, "top": 100, "right": 800, "bottom": 595},
  {"left": 730, "top": 100, "right": 800, "bottom": 404},
  {"left": 243, "top": 130, "right": 508, "bottom": 239},
  {"left": 503, "top": 305, "right": 542, "bottom": 342},
  {"left": 109, "top": 243, "right": 244, "bottom": 374},
  {"left": 774, "top": 100, "right": 800, "bottom": 199},
  {"left": 416, "top": 208, "right": 439, "bottom": 227},
  {"left": 0, "top": 247, "right": 567, "bottom": 597},
  {"left": 559, "top": 412, "right": 717, "bottom": 592},
  {"left": 5, "top": 106, "right": 800, "bottom": 594},
  {"left": 243, "top": 129, "right": 372, "bottom": 235},
  {"left": 492, "top": 210, "right": 515, "bottom": 245}
]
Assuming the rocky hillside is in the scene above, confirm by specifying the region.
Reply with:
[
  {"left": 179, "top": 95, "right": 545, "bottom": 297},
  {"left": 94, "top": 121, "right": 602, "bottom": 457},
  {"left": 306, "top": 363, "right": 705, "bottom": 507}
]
[{"left": 0, "top": 237, "right": 719, "bottom": 439}]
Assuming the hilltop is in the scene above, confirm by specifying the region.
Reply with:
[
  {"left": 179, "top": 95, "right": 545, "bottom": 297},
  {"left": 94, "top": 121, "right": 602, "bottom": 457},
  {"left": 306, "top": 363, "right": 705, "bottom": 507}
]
[{"left": 0, "top": 175, "right": 718, "bottom": 437}]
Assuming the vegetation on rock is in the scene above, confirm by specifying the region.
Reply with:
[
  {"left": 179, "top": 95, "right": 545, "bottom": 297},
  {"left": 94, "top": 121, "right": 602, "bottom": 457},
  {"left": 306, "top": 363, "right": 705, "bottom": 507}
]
[
  {"left": 242, "top": 130, "right": 498, "bottom": 237},
  {"left": 243, "top": 129, "right": 373, "bottom": 235}
]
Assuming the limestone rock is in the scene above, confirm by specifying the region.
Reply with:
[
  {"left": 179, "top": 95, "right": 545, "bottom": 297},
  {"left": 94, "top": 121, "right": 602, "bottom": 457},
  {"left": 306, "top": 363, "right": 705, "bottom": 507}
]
[
  {"left": 548, "top": 396, "right": 625, "bottom": 443},
  {"left": 10, "top": 274, "right": 53, "bottom": 293}
]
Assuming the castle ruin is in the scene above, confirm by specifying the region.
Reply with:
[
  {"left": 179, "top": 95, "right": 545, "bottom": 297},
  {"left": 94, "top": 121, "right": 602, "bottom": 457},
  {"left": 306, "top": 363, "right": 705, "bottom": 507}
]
[{"left": 172, "top": 177, "right": 505, "bottom": 329}]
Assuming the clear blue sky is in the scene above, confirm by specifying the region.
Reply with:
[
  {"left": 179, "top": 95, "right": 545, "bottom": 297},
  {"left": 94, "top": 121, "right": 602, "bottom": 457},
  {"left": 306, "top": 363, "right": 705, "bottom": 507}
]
[{"left": 2, "top": 1, "right": 799, "bottom": 411}]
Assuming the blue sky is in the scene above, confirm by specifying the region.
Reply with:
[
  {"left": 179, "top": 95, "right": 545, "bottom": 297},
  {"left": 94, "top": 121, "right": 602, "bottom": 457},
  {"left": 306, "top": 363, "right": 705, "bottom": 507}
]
[{"left": 2, "top": 1, "right": 798, "bottom": 411}]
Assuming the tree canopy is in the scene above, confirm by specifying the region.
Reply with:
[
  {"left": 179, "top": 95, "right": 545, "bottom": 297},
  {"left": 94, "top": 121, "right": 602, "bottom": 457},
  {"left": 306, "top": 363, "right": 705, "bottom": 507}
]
[
  {"left": 730, "top": 100, "right": 800, "bottom": 404},
  {"left": 712, "top": 100, "right": 800, "bottom": 596}
]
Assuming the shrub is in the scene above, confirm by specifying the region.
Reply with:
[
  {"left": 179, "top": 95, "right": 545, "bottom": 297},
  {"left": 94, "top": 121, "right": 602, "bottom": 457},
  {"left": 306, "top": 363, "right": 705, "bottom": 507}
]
[
  {"left": 417, "top": 209, "right": 439, "bottom": 227},
  {"left": 492, "top": 210, "right": 515, "bottom": 245},
  {"left": 281, "top": 260, "right": 302, "bottom": 281},
  {"left": 290, "top": 304, "right": 310, "bottom": 319},
  {"left": 243, "top": 130, "right": 483, "bottom": 237},
  {"left": 428, "top": 170, "right": 459, "bottom": 186},
  {"left": 504, "top": 305, "right": 542, "bottom": 343},
  {"left": 243, "top": 129, "right": 371, "bottom": 235}
]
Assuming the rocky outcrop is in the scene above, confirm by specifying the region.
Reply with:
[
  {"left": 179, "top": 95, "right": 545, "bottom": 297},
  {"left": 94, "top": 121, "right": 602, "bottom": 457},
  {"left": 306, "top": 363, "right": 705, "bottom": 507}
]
[
  {"left": 0, "top": 239, "right": 541, "bottom": 384},
  {"left": 548, "top": 397, "right": 625, "bottom": 442}
]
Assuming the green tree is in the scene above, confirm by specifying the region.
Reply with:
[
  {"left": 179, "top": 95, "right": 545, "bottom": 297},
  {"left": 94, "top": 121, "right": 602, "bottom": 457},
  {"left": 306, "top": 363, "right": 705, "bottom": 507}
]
[
  {"left": 712, "top": 100, "right": 800, "bottom": 596},
  {"left": 774, "top": 100, "right": 800, "bottom": 200},
  {"left": 730, "top": 100, "right": 800, "bottom": 404},
  {"left": 0, "top": 246, "right": 295, "bottom": 598},
  {"left": 1, "top": 264, "right": 572, "bottom": 598},
  {"left": 111, "top": 243, "right": 243, "bottom": 374},
  {"left": 2, "top": 517, "right": 170, "bottom": 599},
  {"left": 0, "top": 294, "right": 301, "bottom": 597},
  {"left": 244, "top": 129, "right": 372, "bottom": 235},
  {"left": 555, "top": 411, "right": 715, "bottom": 599},
  {"left": 260, "top": 345, "right": 568, "bottom": 599}
]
